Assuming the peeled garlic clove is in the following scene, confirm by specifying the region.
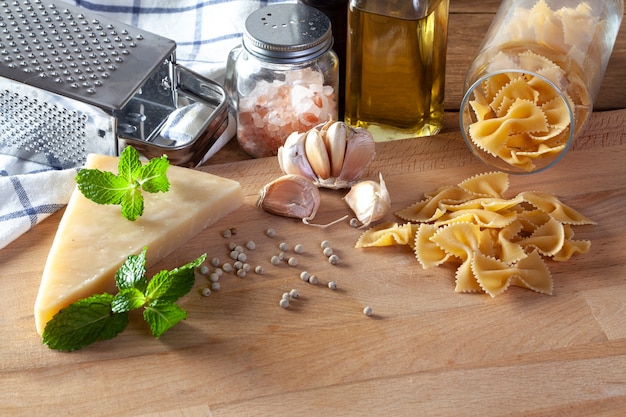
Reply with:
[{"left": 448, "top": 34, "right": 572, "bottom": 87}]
[
  {"left": 278, "top": 131, "right": 317, "bottom": 179},
  {"left": 324, "top": 121, "right": 347, "bottom": 178},
  {"left": 338, "top": 127, "right": 376, "bottom": 183},
  {"left": 344, "top": 173, "right": 391, "bottom": 227},
  {"left": 257, "top": 174, "right": 321, "bottom": 221},
  {"left": 305, "top": 129, "right": 331, "bottom": 180}
]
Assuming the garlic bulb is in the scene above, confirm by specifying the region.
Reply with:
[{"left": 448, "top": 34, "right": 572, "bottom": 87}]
[
  {"left": 344, "top": 173, "right": 391, "bottom": 227},
  {"left": 257, "top": 174, "right": 321, "bottom": 222},
  {"left": 277, "top": 121, "right": 375, "bottom": 189}
]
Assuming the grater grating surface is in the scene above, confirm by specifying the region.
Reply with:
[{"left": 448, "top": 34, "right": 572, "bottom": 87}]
[
  {"left": 0, "top": 0, "right": 228, "bottom": 169},
  {"left": 0, "top": 0, "right": 176, "bottom": 110}
]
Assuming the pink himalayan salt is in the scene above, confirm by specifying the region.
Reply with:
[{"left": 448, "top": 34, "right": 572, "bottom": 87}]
[{"left": 236, "top": 67, "right": 337, "bottom": 158}]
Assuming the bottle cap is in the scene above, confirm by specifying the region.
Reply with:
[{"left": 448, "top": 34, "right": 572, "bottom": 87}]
[{"left": 243, "top": 4, "right": 333, "bottom": 63}]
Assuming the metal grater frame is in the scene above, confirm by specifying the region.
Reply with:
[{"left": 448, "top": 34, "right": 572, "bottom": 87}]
[{"left": 0, "top": 0, "right": 228, "bottom": 168}]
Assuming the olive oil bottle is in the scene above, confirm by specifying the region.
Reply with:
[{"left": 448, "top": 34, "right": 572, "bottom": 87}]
[{"left": 345, "top": 0, "right": 449, "bottom": 141}]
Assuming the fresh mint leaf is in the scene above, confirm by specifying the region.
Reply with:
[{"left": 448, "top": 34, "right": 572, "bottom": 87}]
[
  {"left": 115, "top": 248, "right": 148, "bottom": 292},
  {"left": 143, "top": 300, "right": 188, "bottom": 338},
  {"left": 75, "top": 145, "right": 169, "bottom": 221},
  {"left": 117, "top": 145, "right": 143, "bottom": 185},
  {"left": 42, "top": 293, "right": 129, "bottom": 352},
  {"left": 76, "top": 169, "right": 129, "bottom": 205},
  {"left": 112, "top": 288, "right": 146, "bottom": 313},
  {"left": 146, "top": 253, "right": 206, "bottom": 303},
  {"left": 120, "top": 187, "right": 144, "bottom": 221},
  {"left": 139, "top": 156, "right": 170, "bottom": 193}
]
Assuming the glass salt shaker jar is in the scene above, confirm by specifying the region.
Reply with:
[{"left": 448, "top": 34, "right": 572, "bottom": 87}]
[{"left": 225, "top": 3, "right": 339, "bottom": 158}]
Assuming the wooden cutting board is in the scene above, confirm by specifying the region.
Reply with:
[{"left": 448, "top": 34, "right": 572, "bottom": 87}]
[{"left": 2, "top": 109, "right": 626, "bottom": 416}]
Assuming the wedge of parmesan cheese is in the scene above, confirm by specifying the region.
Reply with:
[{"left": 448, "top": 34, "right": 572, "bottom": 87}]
[{"left": 34, "top": 154, "right": 244, "bottom": 335}]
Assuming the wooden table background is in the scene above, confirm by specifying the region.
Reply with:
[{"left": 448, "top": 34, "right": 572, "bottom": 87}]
[{"left": 2, "top": 1, "right": 626, "bottom": 416}]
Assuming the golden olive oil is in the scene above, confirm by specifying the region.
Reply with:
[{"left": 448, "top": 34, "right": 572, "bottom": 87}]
[{"left": 345, "top": 0, "right": 449, "bottom": 141}]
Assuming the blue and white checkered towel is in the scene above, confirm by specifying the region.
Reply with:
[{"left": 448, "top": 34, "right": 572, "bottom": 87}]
[{"left": 0, "top": 0, "right": 293, "bottom": 250}]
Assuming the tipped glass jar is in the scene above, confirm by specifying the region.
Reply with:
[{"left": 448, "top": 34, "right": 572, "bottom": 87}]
[
  {"left": 460, "top": 0, "right": 623, "bottom": 174},
  {"left": 345, "top": 0, "right": 450, "bottom": 142},
  {"left": 224, "top": 4, "right": 339, "bottom": 158}
]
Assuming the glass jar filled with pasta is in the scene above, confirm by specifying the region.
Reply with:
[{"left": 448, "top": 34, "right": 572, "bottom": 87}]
[
  {"left": 460, "top": 0, "right": 623, "bottom": 174},
  {"left": 225, "top": 4, "right": 339, "bottom": 158}
]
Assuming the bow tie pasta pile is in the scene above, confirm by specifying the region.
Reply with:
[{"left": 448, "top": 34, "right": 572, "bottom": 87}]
[{"left": 355, "top": 172, "right": 595, "bottom": 297}]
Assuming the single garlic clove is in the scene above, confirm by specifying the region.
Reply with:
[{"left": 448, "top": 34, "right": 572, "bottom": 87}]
[
  {"left": 257, "top": 174, "right": 321, "bottom": 221},
  {"left": 324, "top": 121, "right": 347, "bottom": 178},
  {"left": 278, "top": 131, "right": 317, "bottom": 180},
  {"left": 338, "top": 127, "right": 376, "bottom": 183},
  {"left": 305, "top": 129, "right": 332, "bottom": 180},
  {"left": 344, "top": 173, "right": 391, "bottom": 227}
]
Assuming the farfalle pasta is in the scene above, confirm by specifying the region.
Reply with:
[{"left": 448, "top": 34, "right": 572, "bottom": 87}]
[
  {"left": 461, "top": 0, "right": 621, "bottom": 172},
  {"left": 356, "top": 172, "right": 596, "bottom": 297}
]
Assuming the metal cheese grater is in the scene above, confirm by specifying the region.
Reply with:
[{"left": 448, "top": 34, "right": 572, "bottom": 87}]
[{"left": 0, "top": 0, "right": 228, "bottom": 169}]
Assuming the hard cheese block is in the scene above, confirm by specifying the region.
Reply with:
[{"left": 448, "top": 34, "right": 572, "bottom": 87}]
[{"left": 34, "top": 154, "right": 244, "bottom": 335}]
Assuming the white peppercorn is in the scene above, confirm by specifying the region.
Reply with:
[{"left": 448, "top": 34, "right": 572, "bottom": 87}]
[
  {"left": 279, "top": 242, "right": 289, "bottom": 251},
  {"left": 289, "top": 289, "right": 299, "bottom": 299},
  {"left": 287, "top": 257, "right": 298, "bottom": 267},
  {"left": 328, "top": 281, "right": 337, "bottom": 290},
  {"left": 294, "top": 244, "right": 304, "bottom": 254},
  {"left": 279, "top": 298, "right": 290, "bottom": 308},
  {"left": 266, "top": 228, "right": 276, "bottom": 237},
  {"left": 211, "top": 282, "right": 221, "bottom": 291},
  {"left": 320, "top": 240, "right": 331, "bottom": 249},
  {"left": 222, "top": 229, "right": 232, "bottom": 238},
  {"left": 199, "top": 264, "right": 210, "bottom": 275},
  {"left": 308, "top": 275, "right": 318, "bottom": 285},
  {"left": 363, "top": 306, "right": 373, "bottom": 316},
  {"left": 210, "top": 257, "right": 220, "bottom": 267},
  {"left": 328, "top": 254, "right": 339, "bottom": 265},
  {"left": 246, "top": 240, "right": 256, "bottom": 250},
  {"left": 254, "top": 265, "right": 265, "bottom": 274},
  {"left": 222, "top": 262, "right": 233, "bottom": 272},
  {"left": 300, "top": 271, "right": 310, "bottom": 281},
  {"left": 323, "top": 247, "right": 334, "bottom": 257},
  {"left": 201, "top": 287, "right": 211, "bottom": 297}
]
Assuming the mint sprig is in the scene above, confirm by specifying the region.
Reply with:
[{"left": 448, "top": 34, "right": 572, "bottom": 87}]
[
  {"left": 76, "top": 146, "right": 170, "bottom": 221},
  {"left": 42, "top": 248, "right": 206, "bottom": 351}
]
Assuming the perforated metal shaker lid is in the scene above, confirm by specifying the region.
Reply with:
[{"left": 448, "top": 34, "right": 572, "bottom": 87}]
[{"left": 242, "top": 3, "right": 333, "bottom": 63}]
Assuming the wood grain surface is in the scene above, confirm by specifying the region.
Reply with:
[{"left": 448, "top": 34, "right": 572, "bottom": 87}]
[{"left": 2, "top": 2, "right": 626, "bottom": 416}]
